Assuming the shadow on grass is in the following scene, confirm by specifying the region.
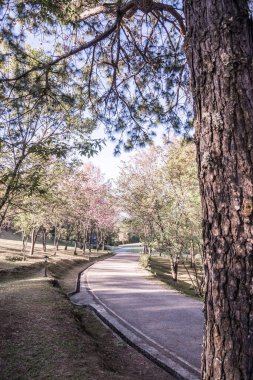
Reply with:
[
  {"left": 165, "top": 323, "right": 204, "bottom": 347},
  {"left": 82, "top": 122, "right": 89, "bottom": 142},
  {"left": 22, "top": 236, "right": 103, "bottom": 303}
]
[{"left": 148, "top": 257, "right": 203, "bottom": 300}]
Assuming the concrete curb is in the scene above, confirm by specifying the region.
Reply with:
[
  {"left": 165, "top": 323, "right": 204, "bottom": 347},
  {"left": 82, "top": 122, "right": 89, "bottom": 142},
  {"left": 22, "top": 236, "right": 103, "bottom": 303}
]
[
  {"left": 68, "top": 253, "right": 113, "bottom": 297},
  {"left": 69, "top": 256, "right": 201, "bottom": 380},
  {"left": 68, "top": 261, "right": 95, "bottom": 296}
]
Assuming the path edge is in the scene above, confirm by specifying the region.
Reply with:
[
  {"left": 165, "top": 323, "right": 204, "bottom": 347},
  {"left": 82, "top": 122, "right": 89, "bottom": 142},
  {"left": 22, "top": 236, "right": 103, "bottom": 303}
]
[{"left": 69, "top": 254, "right": 201, "bottom": 380}]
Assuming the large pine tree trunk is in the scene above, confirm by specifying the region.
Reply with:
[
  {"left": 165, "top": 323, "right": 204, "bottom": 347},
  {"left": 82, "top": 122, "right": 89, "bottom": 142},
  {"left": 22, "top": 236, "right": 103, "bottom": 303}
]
[{"left": 185, "top": 1, "right": 253, "bottom": 378}]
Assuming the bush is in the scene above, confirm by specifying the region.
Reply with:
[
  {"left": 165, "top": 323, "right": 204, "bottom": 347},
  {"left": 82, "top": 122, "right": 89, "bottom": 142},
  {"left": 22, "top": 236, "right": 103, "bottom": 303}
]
[
  {"left": 6, "top": 255, "right": 23, "bottom": 262},
  {"left": 139, "top": 254, "right": 151, "bottom": 269}
]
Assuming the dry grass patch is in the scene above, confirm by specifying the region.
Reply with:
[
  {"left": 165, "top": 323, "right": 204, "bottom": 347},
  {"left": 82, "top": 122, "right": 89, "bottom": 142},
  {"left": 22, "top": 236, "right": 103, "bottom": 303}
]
[
  {"left": 0, "top": 232, "right": 109, "bottom": 282},
  {"left": 0, "top": 237, "right": 173, "bottom": 380},
  {"left": 145, "top": 256, "right": 204, "bottom": 299}
]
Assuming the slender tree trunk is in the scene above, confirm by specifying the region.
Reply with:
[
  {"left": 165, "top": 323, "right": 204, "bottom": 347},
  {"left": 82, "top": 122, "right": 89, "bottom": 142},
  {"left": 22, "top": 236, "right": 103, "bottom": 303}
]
[
  {"left": 30, "top": 228, "right": 38, "bottom": 256},
  {"left": 22, "top": 233, "right": 26, "bottom": 252},
  {"left": 144, "top": 244, "right": 148, "bottom": 254},
  {"left": 54, "top": 230, "right": 60, "bottom": 255},
  {"left": 22, "top": 233, "right": 28, "bottom": 261},
  {"left": 0, "top": 158, "right": 24, "bottom": 227},
  {"left": 74, "top": 241, "right": 77, "bottom": 255},
  {"left": 82, "top": 237, "right": 86, "bottom": 254},
  {"left": 42, "top": 229, "right": 47, "bottom": 252},
  {"left": 185, "top": 1, "right": 253, "bottom": 378},
  {"left": 96, "top": 227, "right": 100, "bottom": 252},
  {"left": 88, "top": 231, "right": 92, "bottom": 260},
  {"left": 171, "top": 256, "right": 178, "bottom": 282},
  {"left": 82, "top": 225, "right": 87, "bottom": 254},
  {"left": 88, "top": 229, "right": 92, "bottom": 256},
  {"left": 190, "top": 241, "right": 195, "bottom": 269},
  {"left": 100, "top": 230, "right": 105, "bottom": 251},
  {"left": 56, "top": 235, "right": 60, "bottom": 251},
  {"left": 54, "top": 227, "right": 57, "bottom": 247},
  {"left": 54, "top": 227, "right": 59, "bottom": 251}
]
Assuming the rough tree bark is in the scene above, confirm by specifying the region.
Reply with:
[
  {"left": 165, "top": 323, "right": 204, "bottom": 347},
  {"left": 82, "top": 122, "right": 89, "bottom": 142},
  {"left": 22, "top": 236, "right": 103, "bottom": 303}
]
[{"left": 185, "top": 1, "right": 253, "bottom": 378}]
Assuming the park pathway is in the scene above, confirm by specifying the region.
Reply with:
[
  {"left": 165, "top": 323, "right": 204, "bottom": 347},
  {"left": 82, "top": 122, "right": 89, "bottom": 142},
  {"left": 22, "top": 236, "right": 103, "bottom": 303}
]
[{"left": 71, "top": 251, "right": 203, "bottom": 380}]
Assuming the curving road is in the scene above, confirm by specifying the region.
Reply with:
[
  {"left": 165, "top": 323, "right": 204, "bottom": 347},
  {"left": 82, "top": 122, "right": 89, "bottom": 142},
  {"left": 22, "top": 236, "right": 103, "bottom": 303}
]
[{"left": 72, "top": 250, "right": 203, "bottom": 379}]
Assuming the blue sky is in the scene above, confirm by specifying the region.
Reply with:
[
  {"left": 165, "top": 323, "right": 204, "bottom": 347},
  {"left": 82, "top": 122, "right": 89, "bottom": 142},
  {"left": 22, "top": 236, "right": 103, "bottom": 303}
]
[{"left": 82, "top": 126, "right": 167, "bottom": 181}]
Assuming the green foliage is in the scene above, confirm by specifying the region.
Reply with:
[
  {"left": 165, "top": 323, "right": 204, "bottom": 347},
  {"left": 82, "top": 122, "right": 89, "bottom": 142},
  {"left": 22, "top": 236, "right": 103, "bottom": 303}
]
[
  {"left": 13, "top": 160, "right": 118, "bottom": 253},
  {"left": 139, "top": 254, "right": 151, "bottom": 269},
  {"left": 6, "top": 255, "right": 23, "bottom": 262},
  {"left": 0, "top": 0, "right": 192, "bottom": 153},
  {"left": 116, "top": 141, "right": 202, "bottom": 262}
]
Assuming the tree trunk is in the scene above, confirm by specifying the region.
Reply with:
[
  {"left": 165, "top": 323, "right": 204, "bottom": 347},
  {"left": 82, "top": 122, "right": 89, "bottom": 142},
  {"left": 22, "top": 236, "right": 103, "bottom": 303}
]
[
  {"left": 96, "top": 227, "right": 100, "bottom": 252},
  {"left": 56, "top": 236, "right": 59, "bottom": 251},
  {"left": 30, "top": 228, "right": 37, "bottom": 256},
  {"left": 22, "top": 233, "right": 28, "bottom": 261},
  {"left": 185, "top": 1, "right": 253, "bottom": 378},
  {"left": 22, "top": 233, "right": 26, "bottom": 251},
  {"left": 82, "top": 237, "right": 86, "bottom": 254},
  {"left": 89, "top": 229, "right": 93, "bottom": 253},
  {"left": 190, "top": 241, "right": 195, "bottom": 269},
  {"left": 82, "top": 226, "right": 88, "bottom": 254},
  {"left": 54, "top": 227, "right": 57, "bottom": 247},
  {"left": 54, "top": 228, "right": 60, "bottom": 252},
  {"left": 100, "top": 230, "right": 105, "bottom": 251},
  {"left": 42, "top": 229, "right": 47, "bottom": 252},
  {"left": 0, "top": 158, "right": 24, "bottom": 227},
  {"left": 171, "top": 256, "right": 178, "bottom": 282},
  {"left": 74, "top": 241, "right": 77, "bottom": 255}
]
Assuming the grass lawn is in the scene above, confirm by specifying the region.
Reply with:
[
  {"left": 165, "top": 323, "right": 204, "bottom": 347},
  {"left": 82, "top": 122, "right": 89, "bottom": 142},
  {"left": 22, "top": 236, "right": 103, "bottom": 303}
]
[
  {"left": 0, "top": 234, "right": 172, "bottom": 380},
  {"left": 143, "top": 255, "right": 204, "bottom": 299},
  {"left": 0, "top": 230, "right": 105, "bottom": 269},
  {"left": 115, "top": 243, "right": 144, "bottom": 254}
]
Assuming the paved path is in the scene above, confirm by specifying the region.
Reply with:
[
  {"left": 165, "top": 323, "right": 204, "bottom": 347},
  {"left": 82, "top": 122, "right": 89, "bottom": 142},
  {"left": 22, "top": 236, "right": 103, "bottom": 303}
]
[{"left": 71, "top": 252, "right": 203, "bottom": 380}]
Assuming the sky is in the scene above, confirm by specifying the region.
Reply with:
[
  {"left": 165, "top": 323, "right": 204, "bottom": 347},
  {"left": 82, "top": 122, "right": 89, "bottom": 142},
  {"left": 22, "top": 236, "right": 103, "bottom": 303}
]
[{"left": 82, "top": 126, "right": 167, "bottom": 181}]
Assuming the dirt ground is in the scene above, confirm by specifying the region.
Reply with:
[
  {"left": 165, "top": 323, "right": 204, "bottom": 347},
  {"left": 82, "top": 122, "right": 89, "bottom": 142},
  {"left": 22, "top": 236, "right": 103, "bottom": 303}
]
[{"left": 0, "top": 236, "right": 173, "bottom": 380}]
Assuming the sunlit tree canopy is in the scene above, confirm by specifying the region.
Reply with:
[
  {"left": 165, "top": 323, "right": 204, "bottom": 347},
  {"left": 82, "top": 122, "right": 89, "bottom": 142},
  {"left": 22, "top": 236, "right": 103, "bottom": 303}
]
[{"left": 0, "top": 0, "right": 192, "bottom": 152}]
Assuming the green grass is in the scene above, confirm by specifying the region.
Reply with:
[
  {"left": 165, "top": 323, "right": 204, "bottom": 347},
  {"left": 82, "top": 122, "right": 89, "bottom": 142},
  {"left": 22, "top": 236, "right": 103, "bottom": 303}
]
[{"left": 115, "top": 244, "right": 144, "bottom": 253}]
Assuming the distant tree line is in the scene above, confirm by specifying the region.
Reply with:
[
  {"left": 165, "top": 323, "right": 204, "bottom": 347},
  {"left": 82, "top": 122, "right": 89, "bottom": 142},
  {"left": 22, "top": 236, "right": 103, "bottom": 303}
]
[
  {"left": 3, "top": 161, "right": 118, "bottom": 259},
  {"left": 116, "top": 141, "right": 203, "bottom": 294}
]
